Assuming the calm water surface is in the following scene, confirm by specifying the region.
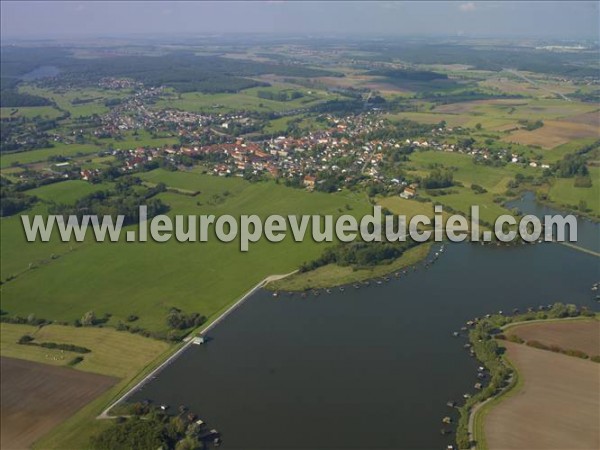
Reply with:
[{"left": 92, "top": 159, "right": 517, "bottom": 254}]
[
  {"left": 506, "top": 191, "right": 600, "bottom": 253},
  {"left": 130, "top": 240, "right": 599, "bottom": 449}
]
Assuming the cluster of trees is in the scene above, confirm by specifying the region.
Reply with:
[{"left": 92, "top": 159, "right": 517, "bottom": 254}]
[
  {"left": 421, "top": 168, "right": 454, "bottom": 189},
  {"left": 361, "top": 41, "right": 599, "bottom": 78},
  {"left": 257, "top": 90, "right": 303, "bottom": 102},
  {"left": 0, "top": 178, "right": 36, "bottom": 217},
  {"left": 0, "top": 311, "right": 50, "bottom": 326},
  {"left": 32, "top": 52, "right": 337, "bottom": 93},
  {"left": 166, "top": 308, "right": 207, "bottom": 331},
  {"left": 91, "top": 403, "right": 214, "bottom": 450},
  {"left": 17, "top": 335, "right": 91, "bottom": 353},
  {"left": 300, "top": 240, "right": 419, "bottom": 272},
  {"left": 518, "top": 119, "right": 544, "bottom": 131},
  {"left": 470, "top": 184, "right": 488, "bottom": 194},
  {"left": 552, "top": 153, "right": 589, "bottom": 178},
  {"left": 368, "top": 68, "right": 448, "bottom": 81},
  {"left": 0, "top": 91, "right": 53, "bottom": 108}
]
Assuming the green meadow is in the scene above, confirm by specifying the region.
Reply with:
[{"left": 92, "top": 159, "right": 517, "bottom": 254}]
[
  {"left": 19, "top": 85, "right": 129, "bottom": 118},
  {"left": 0, "top": 106, "right": 63, "bottom": 120},
  {"left": 1, "top": 173, "right": 370, "bottom": 332},
  {"left": 27, "top": 180, "right": 110, "bottom": 204},
  {"left": 547, "top": 167, "right": 600, "bottom": 216},
  {"left": 0, "top": 143, "right": 101, "bottom": 168},
  {"left": 153, "top": 85, "right": 336, "bottom": 113}
]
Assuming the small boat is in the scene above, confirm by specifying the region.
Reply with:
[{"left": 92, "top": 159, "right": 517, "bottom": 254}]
[
  {"left": 452, "top": 332, "right": 460, "bottom": 337},
  {"left": 272, "top": 292, "right": 279, "bottom": 297},
  {"left": 442, "top": 416, "right": 452, "bottom": 424},
  {"left": 446, "top": 401, "right": 456, "bottom": 408}
]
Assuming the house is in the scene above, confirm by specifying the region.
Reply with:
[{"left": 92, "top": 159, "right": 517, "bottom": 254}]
[{"left": 400, "top": 187, "right": 417, "bottom": 199}]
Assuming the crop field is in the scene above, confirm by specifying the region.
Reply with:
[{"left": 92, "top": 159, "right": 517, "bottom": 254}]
[
  {"left": 0, "top": 323, "right": 170, "bottom": 378},
  {"left": 506, "top": 319, "right": 600, "bottom": 357},
  {"left": 1, "top": 357, "right": 117, "bottom": 450},
  {"left": 0, "top": 323, "right": 171, "bottom": 449},
  {"left": 484, "top": 340, "right": 600, "bottom": 450},
  {"left": 385, "top": 111, "right": 469, "bottom": 127},
  {"left": 0, "top": 174, "right": 371, "bottom": 332},
  {"left": 502, "top": 119, "right": 599, "bottom": 149}
]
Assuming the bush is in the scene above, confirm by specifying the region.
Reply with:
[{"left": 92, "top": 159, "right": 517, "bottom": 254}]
[
  {"left": 18, "top": 335, "right": 34, "bottom": 344},
  {"left": 68, "top": 356, "right": 84, "bottom": 366}
]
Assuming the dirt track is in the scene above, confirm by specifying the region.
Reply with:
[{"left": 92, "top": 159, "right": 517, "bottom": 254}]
[
  {"left": 0, "top": 357, "right": 117, "bottom": 450},
  {"left": 485, "top": 341, "right": 600, "bottom": 449}
]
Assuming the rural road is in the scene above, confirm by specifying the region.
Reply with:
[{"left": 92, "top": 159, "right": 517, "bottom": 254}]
[
  {"left": 467, "top": 374, "right": 514, "bottom": 449},
  {"left": 503, "top": 68, "right": 571, "bottom": 101},
  {"left": 98, "top": 270, "right": 296, "bottom": 419}
]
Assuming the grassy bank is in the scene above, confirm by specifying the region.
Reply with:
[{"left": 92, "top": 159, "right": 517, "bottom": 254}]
[{"left": 267, "top": 242, "right": 432, "bottom": 291}]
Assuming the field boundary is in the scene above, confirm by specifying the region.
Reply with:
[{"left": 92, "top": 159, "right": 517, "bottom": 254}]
[{"left": 97, "top": 270, "right": 296, "bottom": 419}]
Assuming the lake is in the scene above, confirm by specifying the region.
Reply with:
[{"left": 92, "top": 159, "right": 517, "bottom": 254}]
[
  {"left": 129, "top": 246, "right": 598, "bottom": 448},
  {"left": 505, "top": 191, "right": 600, "bottom": 254}
]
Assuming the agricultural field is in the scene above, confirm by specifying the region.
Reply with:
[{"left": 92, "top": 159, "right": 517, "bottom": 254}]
[
  {"left": 545, "top": 167, "right": 600, "bottom": 215},
  {"left": 19, "top": 85, "right": 129, "bottom": 118},
  {"left": 1, "top": 357, "right": 117, "bottom": 450},
  {"left": 484, "top": 339, "right": 599, "bottom": 450},
  {"left": 502, "top": 119, "right": 599, "bottom": 149},
  {"left": 0, "top": 173, "right": 371, "bottom": 332},
  {"left": 0, "top": 143, "right": 101, "bottom": 168},
  {"left": 0, "top": 106, "right": 62, "bottom": 120},
  {"left": 506, "top": 319, "right": 600, "bottom": 357},
  {"left": 0, "top": 323, "right": 171, "bottom": 449},
  {"left": 27, "top": 180, "right": 110, "bottom": 204},
  {"left": 153, "top": 85, "right": 336, "bottom": 113}
]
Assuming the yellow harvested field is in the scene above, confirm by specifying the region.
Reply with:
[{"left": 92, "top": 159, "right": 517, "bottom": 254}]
[
  {"left": 502, "top": 119, "right": 600, "bottom": 149},
  {"left": 485, "top": 341, "right": 600, "bottom": 450},
  {"left": 0, "top": 323, "right": 170, "bottom": 379}
]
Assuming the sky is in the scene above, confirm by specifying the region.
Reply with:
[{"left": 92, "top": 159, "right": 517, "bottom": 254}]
[{"left": 1, "top": 1, "right": 598, "bottom": 40}]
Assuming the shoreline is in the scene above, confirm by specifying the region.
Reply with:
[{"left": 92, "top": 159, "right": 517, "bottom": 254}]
[
  {"left": 97, "top": 270, "right": 297, "bottom": 419},
  {"left": 462, "top": 313, "right": 599, "bottom": 449}
]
